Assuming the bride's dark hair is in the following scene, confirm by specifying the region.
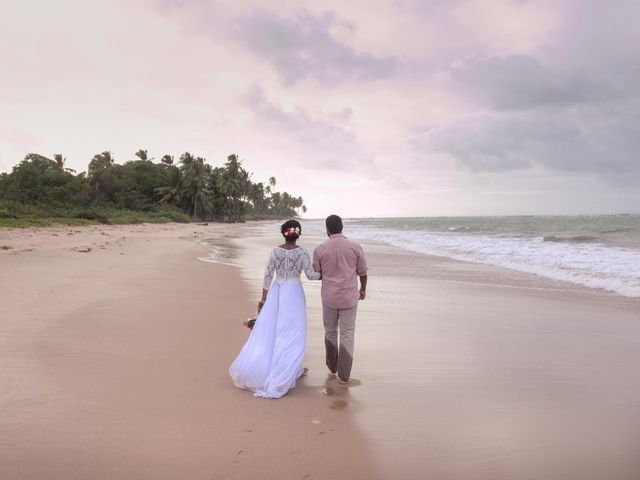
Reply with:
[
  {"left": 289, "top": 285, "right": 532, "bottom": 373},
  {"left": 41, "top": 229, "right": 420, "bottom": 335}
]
[{"left": 280, "top": 219, "right": 301, "bottom": 240}]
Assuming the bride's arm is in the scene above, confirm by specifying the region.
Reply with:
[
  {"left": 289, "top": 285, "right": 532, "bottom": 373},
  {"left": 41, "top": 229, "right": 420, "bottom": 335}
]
[
  {"left": 262, "top": 249, "right": 276, "bottom": 300},
  {"left": 302, "top": 249, "right": 321, "bottom": 280}
]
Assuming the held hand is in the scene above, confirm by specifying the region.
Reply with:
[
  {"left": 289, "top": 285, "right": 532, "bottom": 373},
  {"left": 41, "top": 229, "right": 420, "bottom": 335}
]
[{"left": 359, "top": 289, "right": 366, "bottom": 300}]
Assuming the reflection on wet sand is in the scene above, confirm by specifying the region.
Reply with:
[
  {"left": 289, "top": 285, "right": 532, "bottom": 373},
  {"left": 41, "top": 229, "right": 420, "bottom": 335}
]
[{"left": 197, "top": 237, "right": 239, "bottom": 266}]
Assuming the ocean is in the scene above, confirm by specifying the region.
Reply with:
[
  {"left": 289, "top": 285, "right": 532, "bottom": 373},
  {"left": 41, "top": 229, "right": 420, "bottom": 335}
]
[{"left": 303, "top": 214, "right": 640, "bottom": 298}]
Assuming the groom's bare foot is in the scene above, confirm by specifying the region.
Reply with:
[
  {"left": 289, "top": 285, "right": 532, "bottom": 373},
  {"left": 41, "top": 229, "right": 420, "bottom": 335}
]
[{"left": 337, "top": 376, "right": 351, "bottom": 385}]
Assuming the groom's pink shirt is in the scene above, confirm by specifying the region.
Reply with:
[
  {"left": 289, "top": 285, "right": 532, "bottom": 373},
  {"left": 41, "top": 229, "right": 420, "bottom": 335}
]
[{"left": 313, "top": 234, "right": 368, "bottom": 309}]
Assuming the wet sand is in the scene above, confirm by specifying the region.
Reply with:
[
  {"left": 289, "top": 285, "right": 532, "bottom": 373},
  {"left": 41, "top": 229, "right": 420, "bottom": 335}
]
[
  {"left": 0, "top": 223, "right": 382, "bottom": 480},
  {"left": 228, "top": 222, "right": 640, "bottom": 480}
]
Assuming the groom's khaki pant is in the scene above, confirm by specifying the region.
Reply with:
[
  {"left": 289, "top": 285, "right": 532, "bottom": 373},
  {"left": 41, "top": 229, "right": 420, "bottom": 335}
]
[{"left": 322, "top": 302, "right": 357, "bottom": 381}]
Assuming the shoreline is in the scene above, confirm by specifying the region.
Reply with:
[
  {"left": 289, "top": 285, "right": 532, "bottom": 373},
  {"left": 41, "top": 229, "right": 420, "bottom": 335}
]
[
  {"left": 3, "top": 219, "right": 636, "bottom": 301},
  {"left": 212, "top": 220, "right": 637, "bottom": 302}
]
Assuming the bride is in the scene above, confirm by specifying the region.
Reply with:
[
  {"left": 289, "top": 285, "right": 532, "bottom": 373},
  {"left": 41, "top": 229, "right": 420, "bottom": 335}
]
[{"left": 229, "top": 220, "right": 321, "bottom": 398}]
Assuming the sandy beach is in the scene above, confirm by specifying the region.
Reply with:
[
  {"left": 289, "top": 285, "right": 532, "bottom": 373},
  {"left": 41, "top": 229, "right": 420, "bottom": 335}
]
[
  {"left": 0, "top": 223, "right": 381, "bottom": 480},
  {"left": 2, "top": 221, "right": 640, "bottom": 479}
]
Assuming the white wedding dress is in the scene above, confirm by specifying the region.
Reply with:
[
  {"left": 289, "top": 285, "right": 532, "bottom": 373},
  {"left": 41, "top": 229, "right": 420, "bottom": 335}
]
[{"left": 229, "top": 246, "right": 321, "bottom": 398}]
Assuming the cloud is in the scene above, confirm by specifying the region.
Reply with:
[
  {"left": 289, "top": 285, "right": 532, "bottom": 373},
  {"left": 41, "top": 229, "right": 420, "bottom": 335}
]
[
  {"left": 245, "top": 85, "right": 368, "bottom": 169},
  {"left": 425, "top": 101, "right": 640, "bottom": 178},
  {"left": 417, "top": 1, "right": 640, "bottom": 184},
  {"left": 157, "top": 2, "right": 397, "bottom": 85},
  {"left": 453, "top": 55, "right": 603, "bottom": 111},
  {"left": 235, "top": 9, "right": 397, "bottom": 85}
]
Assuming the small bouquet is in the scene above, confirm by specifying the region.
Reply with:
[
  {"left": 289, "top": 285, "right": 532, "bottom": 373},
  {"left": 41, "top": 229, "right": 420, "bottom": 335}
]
[{"left": 243, "top": 301, "right": 265, "bottom": 330}]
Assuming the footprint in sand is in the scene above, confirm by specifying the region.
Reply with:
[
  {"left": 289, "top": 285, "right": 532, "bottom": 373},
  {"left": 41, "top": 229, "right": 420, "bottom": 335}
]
[
  {"left": 330, "top": 400, "right": 349, "bottom": 411},
  {"left": 320, "top": 387, "right": 336, "bottom": 397},
  {"left": 233, "top": 449, "right": 248, "bottom": 465},
  {"left": 333, "top": 378, "right": 363, "bottom": 387}
]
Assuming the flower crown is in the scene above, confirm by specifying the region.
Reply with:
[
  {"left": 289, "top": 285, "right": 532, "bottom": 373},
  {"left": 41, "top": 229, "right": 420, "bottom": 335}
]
[{"left": 283, "top": 227, "right": 301, "bottom": 237}]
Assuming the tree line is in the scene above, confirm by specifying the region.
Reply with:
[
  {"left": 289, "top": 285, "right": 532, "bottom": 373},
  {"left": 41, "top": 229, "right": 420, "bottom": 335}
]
[{"left": 0, "top": 150, "right": 306, "bottom": 223}]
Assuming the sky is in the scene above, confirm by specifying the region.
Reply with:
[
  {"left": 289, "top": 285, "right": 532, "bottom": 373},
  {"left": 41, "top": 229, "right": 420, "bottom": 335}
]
[{"left": 1, "top": 0, "right": 639, "bottom": 218}]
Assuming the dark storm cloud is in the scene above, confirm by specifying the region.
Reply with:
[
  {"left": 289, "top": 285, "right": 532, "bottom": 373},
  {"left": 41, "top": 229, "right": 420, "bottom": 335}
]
[
  {"left": 232, "top": 9, "right": 397, "bottom": 85},
  {"left": 427, "top": 103, "right": 640, "bottom": 175},
  {"left": 453, "top": 55, "right": 603, "bottom": 111},
  {"left": 426, "top": 1, "right": 640, "bottom": 181}
]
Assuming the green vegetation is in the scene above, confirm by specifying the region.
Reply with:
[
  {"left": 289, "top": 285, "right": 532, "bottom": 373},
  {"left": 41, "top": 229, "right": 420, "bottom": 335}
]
[{"left": 0, "top": 151, "right": 306, "bottom": 227}]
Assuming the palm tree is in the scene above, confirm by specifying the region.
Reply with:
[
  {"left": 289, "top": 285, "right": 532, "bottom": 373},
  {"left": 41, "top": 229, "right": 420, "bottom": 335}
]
[
  {"left": 180, "top": 152, "right": 195, "bottom": 168},
  {"left": 135, "top": 149, "right": 152, "bottom": 161},
  {"left": 88, "top": 151, "right": 114, "bottom": 176},
  {"left": 218, "top": 154, "right": 250, "bottom": 222},
  {"left": 249, "top": 182, "right": 267, "bottom": 214},
  {"left": 179, "top": 152, "right": 213, "bottom": 219},
  {"left": 160, "top": 154, "right": 174, "bottom": 166},
  {"left": 53, "top": 154, "right": 65, "bottom": 170},
  {"left": 53, "top": 154, "right": 75, "bottom": 173},
  {"left": 264, "top": 176, "right": 277, "bottom": 211},
  {"left": 87, "top": 151, "right": 116, "bottom": 204},
  {"left": 155, "top": 166, "right": 183, "bottom": 206},
  {"left": 270, "top": 191, "right": 282, "bottom": 215}
]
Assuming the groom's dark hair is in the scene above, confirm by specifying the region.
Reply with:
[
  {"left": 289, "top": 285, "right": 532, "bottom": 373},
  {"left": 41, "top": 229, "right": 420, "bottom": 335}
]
[{"left": 325, "top": 215, "right": 343, "bottom": 234}]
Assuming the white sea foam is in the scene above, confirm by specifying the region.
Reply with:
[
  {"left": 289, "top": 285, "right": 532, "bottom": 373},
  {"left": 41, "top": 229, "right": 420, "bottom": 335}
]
[
  {"left": 344, "top": 224, "right": 640, "bottom": 298},
  {"left": 196, "top": 239, "right": 239, "bottom": 266}
]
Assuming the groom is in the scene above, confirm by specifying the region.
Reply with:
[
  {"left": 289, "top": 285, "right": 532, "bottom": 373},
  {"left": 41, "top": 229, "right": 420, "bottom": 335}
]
[{"left": 313, "top": 215, "right": 368, "bottom": 384}]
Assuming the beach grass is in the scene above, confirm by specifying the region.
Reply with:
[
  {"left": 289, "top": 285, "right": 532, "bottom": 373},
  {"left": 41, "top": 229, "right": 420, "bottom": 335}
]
[{"left": 0, "top": 204, "right": 191, "bottom": 228}]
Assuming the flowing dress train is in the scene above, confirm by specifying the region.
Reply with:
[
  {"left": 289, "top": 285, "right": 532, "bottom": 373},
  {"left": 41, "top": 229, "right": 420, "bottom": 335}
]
[{"left": 229, "top": 247, "right": 320, "bottom": 398}]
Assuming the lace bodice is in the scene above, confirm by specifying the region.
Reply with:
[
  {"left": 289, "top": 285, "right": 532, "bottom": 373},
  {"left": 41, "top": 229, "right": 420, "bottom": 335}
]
[{"left": 263, "top": 247, "right": 321, "bottom": 290}]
